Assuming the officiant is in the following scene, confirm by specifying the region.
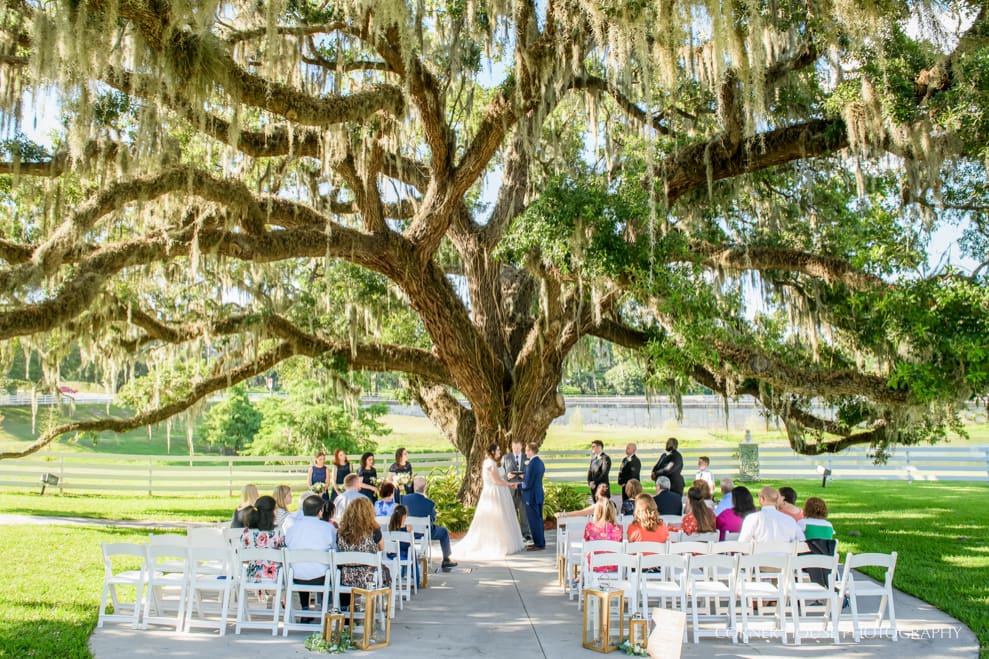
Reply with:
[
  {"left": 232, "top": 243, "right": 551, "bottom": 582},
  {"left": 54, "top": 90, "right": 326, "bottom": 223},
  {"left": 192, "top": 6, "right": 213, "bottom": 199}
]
[{"left": 503, "top": 438, "right": 532, "bottom": 543}]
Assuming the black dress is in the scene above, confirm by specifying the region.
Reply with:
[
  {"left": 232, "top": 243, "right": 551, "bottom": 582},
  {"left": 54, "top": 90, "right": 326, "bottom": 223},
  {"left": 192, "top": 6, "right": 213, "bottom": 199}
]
[
  {"left": 358, "top": 466, "right": 378, "bottom": 502},
  {"left": 650, "top": 450, "right": 684, "bottom": 495},
  {"left": 334, "top": 462, "right": 352, "bottom": 493}
]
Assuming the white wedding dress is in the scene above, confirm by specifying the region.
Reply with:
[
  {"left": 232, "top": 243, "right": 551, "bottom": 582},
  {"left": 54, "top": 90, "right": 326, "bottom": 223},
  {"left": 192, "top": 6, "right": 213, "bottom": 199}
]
[{"left": 451, "top": 458, "right": 526, "bottom": 560}]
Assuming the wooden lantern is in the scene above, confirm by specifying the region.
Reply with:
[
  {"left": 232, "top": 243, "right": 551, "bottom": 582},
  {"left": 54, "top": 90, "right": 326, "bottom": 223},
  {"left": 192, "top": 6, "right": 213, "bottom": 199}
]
[
  {"left": 419, "top": 557, "right": 429, "bottom": 588},
  {"left": 558, "top": 555, "right": 567, "bottom": 587},
  {"left": 322, "top": 609, "right": 346, "bottom": 645},
  {"left": 349, "top": 587, "right": 391, "bottom": 650},
  {"left": 628, "top": 614, "right": 649, "bottom": 651},
  {"left": 582, "top": 588, "right": 625, "bottom": 653}
]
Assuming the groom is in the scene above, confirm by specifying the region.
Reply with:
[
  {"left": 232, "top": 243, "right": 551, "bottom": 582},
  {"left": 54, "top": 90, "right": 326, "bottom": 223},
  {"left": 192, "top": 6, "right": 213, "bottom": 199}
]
[{"left": 521, "top": 442, "right": 546, "bottom": 551}]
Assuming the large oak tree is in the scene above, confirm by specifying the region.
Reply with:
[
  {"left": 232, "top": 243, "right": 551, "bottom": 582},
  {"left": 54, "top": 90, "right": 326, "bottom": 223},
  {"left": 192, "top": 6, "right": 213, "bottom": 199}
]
[{"left": 1, "top": 0, "right": 988, "bottom": 500}]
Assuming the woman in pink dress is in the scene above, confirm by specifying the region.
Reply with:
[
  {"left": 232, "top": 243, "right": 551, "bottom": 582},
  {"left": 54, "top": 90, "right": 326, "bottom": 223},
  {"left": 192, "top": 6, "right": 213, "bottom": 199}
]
[
  {"left": 584, "top": 500, "right": 622, "bottom": 572},
  {"left": 715, "top": 485, "right": 756, "bottom": 540}
]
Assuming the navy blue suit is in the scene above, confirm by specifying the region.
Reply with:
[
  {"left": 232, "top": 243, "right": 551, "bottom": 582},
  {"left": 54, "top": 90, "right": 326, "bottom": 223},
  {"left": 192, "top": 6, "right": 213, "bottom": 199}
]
[
  {"left": 521, "top": 455, "right": 546, "bottom": 548},
  {"left": 401, "top": 491, "right": 453, "bottom": 560}
]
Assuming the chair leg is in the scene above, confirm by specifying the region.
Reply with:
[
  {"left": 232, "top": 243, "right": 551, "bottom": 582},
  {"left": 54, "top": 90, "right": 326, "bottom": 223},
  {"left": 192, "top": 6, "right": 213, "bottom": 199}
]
[{"left": 791, "top": 596, "right": 800, "bottom": 646}]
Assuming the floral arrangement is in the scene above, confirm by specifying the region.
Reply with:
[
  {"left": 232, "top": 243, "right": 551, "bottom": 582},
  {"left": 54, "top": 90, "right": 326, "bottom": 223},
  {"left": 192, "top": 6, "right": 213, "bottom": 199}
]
[
  {"left": 617, "top": 639, "right": 648, "bottom": 656},
  {"left": 304, "top": 631, "right": 354, "bottom": 654},
  {"left": 311, "top": 482, "right": 327, "bottom": 495},
  {"left": 393, "top": 472, "right": 412, "bottom": 489}
]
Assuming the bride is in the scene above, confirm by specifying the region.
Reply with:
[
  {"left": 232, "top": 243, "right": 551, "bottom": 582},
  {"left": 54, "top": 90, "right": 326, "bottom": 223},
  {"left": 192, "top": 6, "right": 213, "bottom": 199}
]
[{"left": 451, "top": 443, "right": 527, "bottom": 560}]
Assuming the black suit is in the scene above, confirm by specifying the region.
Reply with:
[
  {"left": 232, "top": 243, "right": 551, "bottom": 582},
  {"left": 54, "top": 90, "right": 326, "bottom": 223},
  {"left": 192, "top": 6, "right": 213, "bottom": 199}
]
[
  {"left": 650, "top": 449, "right": 685, "bottom": 494},
  {"left": 587, "top": 452, "right": 611, "bottom": 495},
  {"left": 617, "top": 454, "right": 641, "bottom": 500},
  {"left": 654, "top": 489, "right": 683, "bottom": 516}
]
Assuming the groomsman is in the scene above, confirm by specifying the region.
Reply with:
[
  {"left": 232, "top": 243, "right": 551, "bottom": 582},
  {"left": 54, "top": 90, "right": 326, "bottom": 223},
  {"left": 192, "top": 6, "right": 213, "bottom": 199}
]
[
  {"left": 587, "top": 440, "right": 611, "bottom": 496},
  {"left": 617, "top": 443, "right": 641, "bottom": 502},
  {"left": 503, "top": 439, "right": 532, "bottom": 543}
]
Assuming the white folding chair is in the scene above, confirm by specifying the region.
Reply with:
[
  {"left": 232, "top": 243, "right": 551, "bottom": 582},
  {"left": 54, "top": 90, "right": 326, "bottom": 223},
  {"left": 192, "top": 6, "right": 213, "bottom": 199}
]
[
  {"left": 380, "top": 538, "right": 403, "bottom": 617},
  {"left": 235, "top": 548, "right": 285, "bottom": 635},
  {"left": 97, "top": 542, "right": 146, "bottom": 629},
  {"left": 187, "top": 527, "right": 226, "bottom": 548},
  {"left": 585, "top": 552, "right": 640, "bottom": 614},
  {"left": 789, "top": 553, "right": 839, "bottom": 644},
  {"left": 686, "top": 553, "right": 737, "bottom": 643},
  {"left": 737, "top": 553, "right": 790, "bottom": 643},
  {"left": 332, "top": 551, "right": 383, "bottom": 614},
  {"left": 143, "top": 541, "right": 188, "bottom": 631},
  {"left": 638, "top": 553, "right": 688, "bottom": 624},
  {"left": 283, "top": 549, "right": 333, "bottom": 635},
  {"left": 407, "top": 516, "right": 433, "bottom": 565},
  {"left": 839, "top": 552, "right": 898, "bottom": 642},
  {"left": 384, "top": 530, "right": 418, "bottom": 604},
  {"left": 560, "top": 516, "right": 590, "bottom": 598},
  {"left": 185, "top": 546, "right": 236, "bottom": 634},
  {"left": 578, "top": 540, "right": 623, "bottom": 609}
]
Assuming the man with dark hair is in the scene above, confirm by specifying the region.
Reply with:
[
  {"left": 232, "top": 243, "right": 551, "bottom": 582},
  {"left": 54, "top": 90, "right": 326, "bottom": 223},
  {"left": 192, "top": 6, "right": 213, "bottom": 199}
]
[
  {"left": 587, "top": 440, "right": 611, "bottom": 497},
  {"left": 617, "top": 443, "right": 641, "bottom": 503},
  {"left": 285, "top": 495, "right": 336, "bottom": 619}
]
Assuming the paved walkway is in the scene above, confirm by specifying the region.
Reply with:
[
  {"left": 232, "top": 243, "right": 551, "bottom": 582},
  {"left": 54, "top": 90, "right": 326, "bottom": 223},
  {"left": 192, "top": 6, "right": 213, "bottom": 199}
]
[{"left": 85, "top": 526, "right": 979, "bottom": 659}]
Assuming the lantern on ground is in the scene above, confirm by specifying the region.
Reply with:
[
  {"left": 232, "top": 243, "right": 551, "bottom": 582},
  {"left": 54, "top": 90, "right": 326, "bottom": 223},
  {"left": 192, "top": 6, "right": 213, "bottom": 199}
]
[
  {"left": 349, "top": 587, "right": 391, "bottom": 650},
  {"left": 628, "top": 614, "right": 649, "bottom": 650},
  {"left": 322, "top": 609, "right": 346, "bottom": 645},
  {"left": 582, "top": 588, "right": 625, "bottom": 653}
]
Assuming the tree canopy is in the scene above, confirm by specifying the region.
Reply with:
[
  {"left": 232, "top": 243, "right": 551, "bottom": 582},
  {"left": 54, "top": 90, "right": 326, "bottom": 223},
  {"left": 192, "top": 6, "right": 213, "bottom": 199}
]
[{"left": 1, "top": 0, "right": 988, "bottom": 498}]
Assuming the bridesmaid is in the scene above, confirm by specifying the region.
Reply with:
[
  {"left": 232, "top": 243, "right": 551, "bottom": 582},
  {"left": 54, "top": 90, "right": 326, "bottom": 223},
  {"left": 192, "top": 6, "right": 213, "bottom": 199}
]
[
  {"left": 307, "top": 451, "right": 329, "bottom": 501},
  {"left": 388, "top": 447, "right": 414, "bottom": 501},
  {"left": 330, "top": 448, "right": 352, "bottom": 496},
  {"left": 357, "top": 451, "right": 379, "bottom": 502}
]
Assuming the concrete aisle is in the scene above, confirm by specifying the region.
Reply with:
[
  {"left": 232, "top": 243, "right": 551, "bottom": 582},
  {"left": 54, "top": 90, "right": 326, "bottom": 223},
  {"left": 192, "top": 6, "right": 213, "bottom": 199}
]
[{"left": 90, "top": 536, "right": 979, "bottom": 658}]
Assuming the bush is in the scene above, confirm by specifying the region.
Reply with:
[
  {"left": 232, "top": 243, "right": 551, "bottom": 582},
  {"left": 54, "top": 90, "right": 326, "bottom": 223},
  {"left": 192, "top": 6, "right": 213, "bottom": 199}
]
[
  {"left": 544, "top": 481, "right": 589, "bottom": 520},
  {"left": 424, "top": 467, "right": 475, "bottom": 532}
]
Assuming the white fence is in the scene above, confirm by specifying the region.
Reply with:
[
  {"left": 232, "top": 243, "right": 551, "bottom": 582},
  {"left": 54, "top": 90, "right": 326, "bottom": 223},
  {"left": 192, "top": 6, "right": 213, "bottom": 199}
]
[{"left": 1, "top": 444, "right": 987, "bottom": 496}]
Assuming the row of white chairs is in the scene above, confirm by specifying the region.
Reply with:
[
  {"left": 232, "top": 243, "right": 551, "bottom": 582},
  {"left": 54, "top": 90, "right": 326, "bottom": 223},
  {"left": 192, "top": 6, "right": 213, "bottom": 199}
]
[
  {"left": 580, "top": 546, "right": 897, "bottom": 645},
  {"left": 98, "top": 529, "right": 426, "bottom": 636}
]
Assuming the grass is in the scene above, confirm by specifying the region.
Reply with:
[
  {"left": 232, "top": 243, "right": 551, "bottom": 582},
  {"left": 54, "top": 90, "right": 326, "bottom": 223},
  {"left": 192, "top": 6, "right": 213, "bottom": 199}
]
[{"left": 1, "top": 480, "right": 987, "bottom": 657}]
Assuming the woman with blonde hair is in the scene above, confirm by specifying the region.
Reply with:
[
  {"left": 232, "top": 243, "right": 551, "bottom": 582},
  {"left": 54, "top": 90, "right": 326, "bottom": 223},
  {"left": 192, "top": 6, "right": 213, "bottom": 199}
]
[
  {"left": 337, "top": 497, "right": 391, "bottom": 588},
  {"left": 626, "top": 493, "right": 669, "bottom": 543},
  {"left": 583, "top": 499, "right": 622, "bottom": 572},
  {"left": 231, "top": 483, "right": 259, "bottom": 528},
  {"left": 272, "top": 484, "right": 293, "bottom": 529}
]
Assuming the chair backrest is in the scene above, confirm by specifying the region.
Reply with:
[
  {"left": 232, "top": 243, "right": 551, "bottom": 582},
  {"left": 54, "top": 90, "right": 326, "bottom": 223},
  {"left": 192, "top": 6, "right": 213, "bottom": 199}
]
[
  {"left": 709, "top": 540, "right": 752, "bottom": 556},
  {"left": 737, "top": 552, "right": 790, "bottom": 582},
  {"left": 102, "top": 542, "right": 146, "bottom": 575},
  {"left": 187, "top": 527, "right": 226, "bottom": 548},
  {"left": 283, "top": 548, "right": 332, "bottom": 580},
  {"left": 146, "top": 541, "right": 187, "bottom": 567},
  {"left": 753, "top": 541, "right": 795, "bottom": 555},
  {"left": 587, "top": 552, "right": 638, "bottom": 576},
  {"left": 845, "top": 551, "right": 897, "bottom": 571},
  {"left": 332, "top": 551, "right": 382, "bottom": 590},
  {"left": 625, "top": 541, "right": 668, "bottom": 556},
  {"left": 583, "top": 540, "right": 623, "bottom": 555},
  {"left": 660, "top": 515, "right": 683, "bottom": 526},
  {"left": 384, "top": 529, "right": 416, "bottom": 547},
  {"left": 687, "top": 553, "right": 737, "bottom": 583},
  {"left": 238, "top": 547, "right": 285, "bottom": 582},
  {"left": 666, "top": 530, "right": 683, "bottom": 543},
  {"left": 187, "top": 546, "right": 235, "bottom": 578},
  {"left": 687, "top": 531, "right": 720, "bottom": 543},
  {"left": 638, "top": 553, "right": 688, "bottom": 581},
  {"left": 148, "top": 533, "right": 187, "bottom": 546},
  {"left": 222, "top": 527, "right": 243, "bottom": 547},
  {"left": 722, "top": 532, "right": 741, "bottom": 541},
  {"left": 667, "top": 541, "right": 709, "bottom": 555},
  {"left": 407, "top": 516, "right": 431, "bottom": 535}
]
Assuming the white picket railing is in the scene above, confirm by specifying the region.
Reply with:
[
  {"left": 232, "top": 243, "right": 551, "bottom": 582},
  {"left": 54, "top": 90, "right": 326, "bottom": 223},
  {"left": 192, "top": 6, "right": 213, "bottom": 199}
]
[{"left": 1, "top": 444, "right": 987, "bottom": 495}]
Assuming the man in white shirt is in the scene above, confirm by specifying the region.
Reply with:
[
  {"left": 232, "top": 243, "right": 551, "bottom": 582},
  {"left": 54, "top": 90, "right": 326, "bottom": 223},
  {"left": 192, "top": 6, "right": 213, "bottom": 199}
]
[
  {"left": 713, "top": 478, "right": 734, "bottom": 516},
  {"left": 695, "top": 456, "right": 715, "bottom": 490},
  {"left": 333, "top": 473, "right": 365, "bottom": 522},
  {"left": 285, "top": 495, "right": 337, "bottom": 618},
  {"left": 738, "top": 486, "right": 804, "bottom": 544}
]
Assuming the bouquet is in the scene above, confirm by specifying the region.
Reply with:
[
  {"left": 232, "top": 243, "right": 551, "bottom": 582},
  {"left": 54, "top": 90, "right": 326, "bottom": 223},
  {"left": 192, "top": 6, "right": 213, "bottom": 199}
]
[
  {"left": 311, "top": 482, "right": 327, "bottom": 495},
  {"left": 393, "top": 472, "right": 412, "bottom": 489}
]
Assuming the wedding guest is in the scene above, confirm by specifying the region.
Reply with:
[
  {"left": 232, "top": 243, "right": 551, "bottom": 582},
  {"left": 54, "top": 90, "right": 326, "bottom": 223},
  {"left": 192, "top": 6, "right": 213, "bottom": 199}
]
[
  {"left": 375, "top": 482, "right": 397, "bottom": 517},
  {"left": 272, "top": 484, "right": 293, "bottom": 529},
  {"left": 556, "top": 483, "right": 612, "bottom": 519},
  {"left": 388, "top": 448, "right": 414, "bottom": 498},
  {"left": 403, "top": 476, "right": 458, "bottom": 569},
  {"left": 716, "top": 485, "right": 756, "bottom": 540},
  {"left": 240, "top": 495, "right": 286, "bottom": 581},
  {"left": 231, "top": 483, "right": 259, "bottom": 528},
  {"left": 778, "top": 486, "right": 805, "bottom": 521},
  {"left": 318, "top": 499, "right": 336, "bottom": 524},
  {"left": 626, "top": 493, "right": 670, "bottom": 543},
  {"left": 677, "top": 486, "right": 716, "bottom": 536},
  {"left": 584, "top": 500, "right": 622, "bottom": 572},
  {"left": 800, "top": 497, "right": 834, "bottom": 540},
  {"left": 387, "top": 504, "right": 420, "bottom": 587},
  {"left": 330, "top": 449, "right": 352, "bottom": 496},
  {"left": 738, "top": 487, "right": 804, "bottom": 544},
  {"left": 621, "top": 479, "right": 643, "bottom": 516},
  {"left": 337, "top": 497, "right": 391, "bottom": 590},
  {"left": 307, "top": 451, "right": 329, "bottom": 501},
  {"left": 649, "top": 437, "right": 685, "bottom": 494},
  {"left": 285, "top": 494, "right": 336, "bottom": 616},
  {"left": 333, "top": 473, "right": 365, "bottom": 522},
  {"left": 713, "top": 478, "right": 735, "bottom": 516},
  {"left": 356, "top": 452, "right": 379, "bottom": 501},
  {"left": 695, "top": 456, "right": 714, "bottom": 489},
  {"left": 653, "top": 476, "right": 682, "bottom": 516}
]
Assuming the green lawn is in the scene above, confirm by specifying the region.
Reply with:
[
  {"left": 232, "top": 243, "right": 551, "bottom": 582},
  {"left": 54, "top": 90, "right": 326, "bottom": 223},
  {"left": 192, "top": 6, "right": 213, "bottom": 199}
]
[{"left": 1, "top": 480, "right": 987, "bottom": 657}]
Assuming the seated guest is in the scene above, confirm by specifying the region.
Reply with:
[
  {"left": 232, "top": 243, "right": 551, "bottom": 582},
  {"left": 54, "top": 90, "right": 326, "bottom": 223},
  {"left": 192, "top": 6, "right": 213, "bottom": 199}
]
[
  {"left": 333, "top": 473, "right": 365, "bottom": 522},
  {"left": 231, "top": 483, "right": 259, "bottom": 528},
  {"left": 403, "top": 476, "right": 458, "bottom": 569},
  {"left": 374, "top": 482, "right": 397, "bottom": 517},
  {"left": 626, "top": 493, "right": 669, "bottom": 544},
  {"left": 273, "top": 484, "right": 293, "bottom": 529},
  {"left": 318, "top": 499, "right": 336, "bottom": 524},
  {"left": 799, "top": 497, "right": 834, "bottom": 540},
  {"left": 677, "top": 486, "right": 717, "bottom": 535},
  {"left": 285, "top": 494, "right": 336, "bottom": 615},
  {"left": 713, "top": 478, "right": 734, "bottom": 516},
  {"left": 739, "top": 486, "right": 804, "bottom": 543},
  {"left": 653, "top": 476, "right": 683, "bottom": 516},
  {"left": 682, "top": 478, "right": 714, "bottom": 512},
  {"left": 240, "top": 495, "right": 286, "bottom": 581},
  {"left": 778, "top": 486, "right": 805, "bottom": 521},
  {"left": 584, "top": 499, "right": 622, "bottom": 572},
  {"left": 337, "top": 497, "right": 391, "bottom": 590},
  {"left": 716, "top": 485, "right": 756, "bottom": 540},
  {"left": 556, "top": 483, "right": 613, "bottom": 519},
  {"left": 387, "top": 504, "right": 420, "bottom": 587},
  {"left": 620, "top": 479, "right": 642, "bottom": 516}
]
